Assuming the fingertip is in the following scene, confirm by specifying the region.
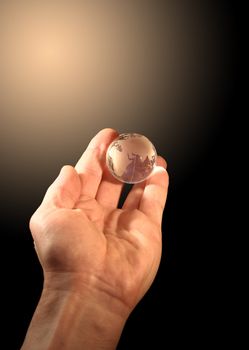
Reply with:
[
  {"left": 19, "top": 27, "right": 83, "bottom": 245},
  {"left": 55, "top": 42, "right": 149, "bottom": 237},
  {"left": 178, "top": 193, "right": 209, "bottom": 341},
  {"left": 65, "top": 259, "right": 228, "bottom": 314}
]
[
  {"left": 59, "top": 165, "right": 76, "bottom": 178},
  {"left": 156, "top": 155, "right": 167, "bottom": 169},
  {"left": 148, "top": 164, "right": 169, "bottom": 188},
  {"left": 46, "top": 165, "right": 81, "bottom": 208},
  {"left": 60, "top": 164, "right": 74, "bottom": 173},
  {"left": 56, "top": 165, "right": 79, "bottom": 188},
  {"left": 86, "top": 128, "right": 119, "bottom": 153},
  {"left": 97, "top": 128, "right": 119, "bottom": 139},
  {"left": 153, "top": 165, "right": 168, "bottom": 178}
]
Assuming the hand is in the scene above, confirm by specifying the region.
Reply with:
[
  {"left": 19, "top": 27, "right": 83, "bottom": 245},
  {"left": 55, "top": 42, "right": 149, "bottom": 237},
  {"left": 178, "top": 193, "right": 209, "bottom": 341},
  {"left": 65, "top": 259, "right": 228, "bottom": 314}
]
[{"left": 30, "top": 128, "right": 169, "bottom": 314}]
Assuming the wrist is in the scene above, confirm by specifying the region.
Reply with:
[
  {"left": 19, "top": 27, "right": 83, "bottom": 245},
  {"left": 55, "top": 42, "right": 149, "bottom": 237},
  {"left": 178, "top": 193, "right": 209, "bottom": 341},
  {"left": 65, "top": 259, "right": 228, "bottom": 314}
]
[
  {"left": 43, "top": 271, "right": 131, "bottom": 319},
  {"left": 22, "top": 272, "right": 130, "bottom": 350}
]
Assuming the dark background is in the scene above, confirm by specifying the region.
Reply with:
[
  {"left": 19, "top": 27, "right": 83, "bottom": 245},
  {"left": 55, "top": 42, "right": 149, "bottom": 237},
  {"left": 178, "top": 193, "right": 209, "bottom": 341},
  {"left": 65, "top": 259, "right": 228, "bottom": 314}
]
[{"left": 1, "top": 1, "right": 238, "bottom": 348}]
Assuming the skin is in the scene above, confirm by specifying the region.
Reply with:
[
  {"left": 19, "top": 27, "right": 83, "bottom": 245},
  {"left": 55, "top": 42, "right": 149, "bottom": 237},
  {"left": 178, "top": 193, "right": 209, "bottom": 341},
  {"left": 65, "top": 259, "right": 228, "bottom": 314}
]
[{"left": 21, "top": 128, "right": 169, "bottom": 349}]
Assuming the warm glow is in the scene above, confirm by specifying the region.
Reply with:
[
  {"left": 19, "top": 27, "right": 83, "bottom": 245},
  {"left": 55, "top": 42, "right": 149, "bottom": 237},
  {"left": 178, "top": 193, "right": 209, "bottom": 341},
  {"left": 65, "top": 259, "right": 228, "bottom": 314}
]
[
  {"left": 31, "top": 34, "right": 68, "bottom": 70},
  {"left": 0, "top": 1, "right": 227, "bottom": 187}
]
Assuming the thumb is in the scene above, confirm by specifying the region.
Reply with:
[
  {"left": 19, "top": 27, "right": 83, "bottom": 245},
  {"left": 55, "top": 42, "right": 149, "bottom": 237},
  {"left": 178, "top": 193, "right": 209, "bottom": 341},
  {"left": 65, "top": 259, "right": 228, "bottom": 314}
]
[{"left": 42, "top": 165, "right": 81, "bottom": 209}]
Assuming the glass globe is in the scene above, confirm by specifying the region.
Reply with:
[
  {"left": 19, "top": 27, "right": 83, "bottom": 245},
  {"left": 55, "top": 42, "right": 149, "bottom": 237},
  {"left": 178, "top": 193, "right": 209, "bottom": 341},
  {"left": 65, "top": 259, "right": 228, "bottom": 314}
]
[{"left": 106, "top": 133, "right": 157, "bottom": 184}]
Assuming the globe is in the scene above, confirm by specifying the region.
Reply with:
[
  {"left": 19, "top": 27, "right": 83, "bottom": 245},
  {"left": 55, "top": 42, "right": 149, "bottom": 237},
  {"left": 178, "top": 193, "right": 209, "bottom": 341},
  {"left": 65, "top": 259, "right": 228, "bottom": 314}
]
[{"left": 106, "top": 133, "right": 157, "bottom": 184}]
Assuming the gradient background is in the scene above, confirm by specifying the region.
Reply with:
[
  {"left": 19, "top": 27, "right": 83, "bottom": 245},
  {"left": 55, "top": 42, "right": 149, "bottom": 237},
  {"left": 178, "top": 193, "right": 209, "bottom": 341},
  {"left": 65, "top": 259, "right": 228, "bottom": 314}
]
[{"left": 0, "top": 1, "right": 237, "bottom": 348}]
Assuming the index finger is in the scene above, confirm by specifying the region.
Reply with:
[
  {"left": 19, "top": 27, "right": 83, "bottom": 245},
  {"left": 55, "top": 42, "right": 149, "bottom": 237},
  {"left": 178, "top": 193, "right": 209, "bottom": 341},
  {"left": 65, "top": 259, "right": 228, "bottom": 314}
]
[{"left": 139, "top": 166, "right": 169, "bottom": 226}]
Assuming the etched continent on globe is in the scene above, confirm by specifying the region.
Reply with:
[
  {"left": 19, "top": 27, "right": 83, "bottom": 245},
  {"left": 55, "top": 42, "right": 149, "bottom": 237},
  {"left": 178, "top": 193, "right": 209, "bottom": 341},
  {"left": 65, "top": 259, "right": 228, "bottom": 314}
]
[{"left": 106, "top": 133, "right": 157, "bottom": 184}]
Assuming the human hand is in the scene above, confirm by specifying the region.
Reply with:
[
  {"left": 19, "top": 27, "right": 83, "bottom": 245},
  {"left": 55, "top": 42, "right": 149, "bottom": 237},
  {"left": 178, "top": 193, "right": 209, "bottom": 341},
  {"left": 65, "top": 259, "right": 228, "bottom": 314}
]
[
  {"left": 23, "top": 128, "right": 169, "bottom": 349},
  {"left": 30, "top": 128, "right": 169, "bottom": 315}
]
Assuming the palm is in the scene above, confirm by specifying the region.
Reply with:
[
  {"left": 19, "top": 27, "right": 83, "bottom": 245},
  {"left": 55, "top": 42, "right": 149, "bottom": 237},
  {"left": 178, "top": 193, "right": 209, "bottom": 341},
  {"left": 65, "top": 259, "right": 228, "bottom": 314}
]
[{"left": 31, "top": 129, "right": 168, "bottom": 309}]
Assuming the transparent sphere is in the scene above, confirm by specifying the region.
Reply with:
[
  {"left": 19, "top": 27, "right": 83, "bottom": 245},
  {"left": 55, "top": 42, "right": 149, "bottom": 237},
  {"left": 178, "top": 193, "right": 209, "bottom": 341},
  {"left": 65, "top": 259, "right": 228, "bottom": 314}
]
[{"left": 106, "top": 133, "right": 157, "bottom": 184}]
